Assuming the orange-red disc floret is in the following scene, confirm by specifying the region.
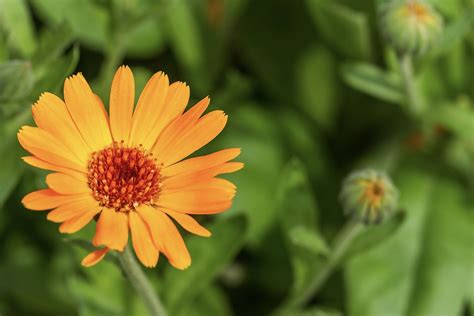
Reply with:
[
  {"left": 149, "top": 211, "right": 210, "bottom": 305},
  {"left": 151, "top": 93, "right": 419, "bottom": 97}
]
[{"left": 87, "top": 142, "right": 161, "bottom": 211}]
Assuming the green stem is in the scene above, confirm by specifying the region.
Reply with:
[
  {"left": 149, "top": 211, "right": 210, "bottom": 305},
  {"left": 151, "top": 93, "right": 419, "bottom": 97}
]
[
  {"left": 97, "top": 43, "right": 125, "bottom": 98},
  {"left": 399, "top": 53, "right": 422, "bottom": 115},
  {"left": 291, "top": 221, "right": 364, "bottom": 309},
  {"left": 118, "top": 246, "right": 168, "bottom": 316},
  {"left": 96, "top": 10, "right": 127, "bottom": 99}
]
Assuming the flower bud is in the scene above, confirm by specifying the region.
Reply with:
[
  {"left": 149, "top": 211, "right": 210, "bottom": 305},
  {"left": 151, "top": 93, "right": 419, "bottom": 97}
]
[
  {"left": 340, "top": 169, "right": 399, "bottom": 224},
  {"left": 379, "top": 0, "right": 443, "bottom": 55}
]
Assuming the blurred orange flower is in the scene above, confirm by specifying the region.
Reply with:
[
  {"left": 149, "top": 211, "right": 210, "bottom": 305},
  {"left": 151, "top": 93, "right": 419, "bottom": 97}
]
[{"left": 19, "top": 66, "right": 242, "bottom": 269}]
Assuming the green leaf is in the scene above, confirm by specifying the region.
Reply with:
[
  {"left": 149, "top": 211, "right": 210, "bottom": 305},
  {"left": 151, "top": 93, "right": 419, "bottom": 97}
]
[
  {"left": 68, "top": 259, "right": 129, "bottom": 316},
  {"left": 162, "top": 215, "right": 247, "bottom": 314},
  {"left": 346, "top": 167, "right": 474, "bottom": 316},
  {"left": 276, "top": 159, "right": 327, "bottom": 305},
  {"left": 444, "top": 138, "right": 474, "bottom": 183},
  {"left": 0, "top": 83, "right": 31, "bottom": 207},
  {"left": 165, "top": 1, "right": 205, "bottom": 90},
  {"left": 305, "top": 0, "right": 372, "bottom": 60},
  {"left": 30, "top": 0, "right": 109, "bottom": 50},
  {"left": 238, "top": 0, "right": 317, "bottom": 104},
  {"left": 32, "top": 44, "right": 80, "bottom": 96},
  {"left": 296, "top": 45, "right": 339, "bottom": 130},
  {"left": 0, "top": 237, "right": 76, "bottom": 314},
  {"left": 428, "top": 10, "right": 474, "bottom": 58},
  {"left": 344, "top": 211, "right": 405, "bottom": 260},
  {"left": 0, "top": 140, "right": 24, "bottom": 208},
  {"left": 292, "top": 306, "right": 342, "bottom": 316},
  {"left": 31, "top": 23, "right": 75, "bottom": 68},
  {"left": 277, "top": 109, "right": 330, "bottom": 182},
  {"left": 164, "top": 0, "right": 248, "bottom": 93},
  {"left": 346, "top": 168, "right": 433, "bottom": 316},
  {"left": 0, "top": 0, "right": 37, "bottom": 57},
  {"left": 0, "top": 60, "right": 34, "bottom": 102},
  {"left": 213, "top": 70, "right": 255, "bottom": 109},
  {"left": 425, "top": 101, "right": 474, "bottom": 143},
  {"left": 125, "top": 18, "right": 167, "bottom": 58},
  {"left": 0, "top": 33, "right": 9, "bottom": 62},
  {"left": 341, "top": 62, "right": 404, "bottom": 103},
  {"left": 405, "top": 181, "right": 473, "bottom": 316},
  {"left": 288, "top": 226, "right": 330, "bottom": 257},
  {"left": 111, "top": 0, "right": 168, "bottom": 59},
  {"left": 177, "top": 285, "right": 233, "bottom": 316},
  {"left": 214, "top": 105, "right": 285, "bottom": 244},
  {"left": 65, "top": 238, "right": 97, "bottom": 253},
  {"left": 277, "top": 159, "right": 321, "bottom": 229}
]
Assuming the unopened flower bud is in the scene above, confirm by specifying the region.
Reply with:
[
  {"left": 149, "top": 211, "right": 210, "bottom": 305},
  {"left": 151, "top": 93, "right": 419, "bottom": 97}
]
[
  {"left": 340, "top": 169, "right": 399, "bottom": 224},
  {"left": 379, "top": 0, "right": 443, "bottom": 55}
]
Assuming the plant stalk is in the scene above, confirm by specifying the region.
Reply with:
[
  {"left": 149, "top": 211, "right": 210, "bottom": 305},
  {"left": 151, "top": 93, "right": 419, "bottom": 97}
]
[
  {"left": 292, "top": 221, "right": 364, "bottom": 308},
  {"left": 118, "top": 246, "right": 168, "bottom": 316},
  {"left": 399, "top": 53, "right": 422, "bottom": 115}
]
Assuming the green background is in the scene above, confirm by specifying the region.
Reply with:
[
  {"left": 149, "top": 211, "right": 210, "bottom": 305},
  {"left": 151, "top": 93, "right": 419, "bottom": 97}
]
[{"left": 0, "top": 0, "right": 473, "bottom": 315}]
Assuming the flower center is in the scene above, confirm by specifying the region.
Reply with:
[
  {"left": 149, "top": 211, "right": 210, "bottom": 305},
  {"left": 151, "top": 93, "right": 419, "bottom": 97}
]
[
  {"left": 363, "top": 181, "right": 385, "bottom": 207},
  {"left": 87, "top": 142, "right": 161, "bottom": 212},
  {"left": 405, "top": 2, "right": 430, "bottom": 21}
]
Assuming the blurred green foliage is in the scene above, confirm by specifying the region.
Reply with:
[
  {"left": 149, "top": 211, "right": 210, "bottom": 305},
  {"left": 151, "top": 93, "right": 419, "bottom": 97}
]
[{"left": 0, "top": 0, "right": 473, "bottom": 315}]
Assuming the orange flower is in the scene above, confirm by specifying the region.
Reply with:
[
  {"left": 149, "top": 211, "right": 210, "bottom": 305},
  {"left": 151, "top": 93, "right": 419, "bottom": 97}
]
[{"left": 19, "top": 66, "right": 242, "bottom": 269}]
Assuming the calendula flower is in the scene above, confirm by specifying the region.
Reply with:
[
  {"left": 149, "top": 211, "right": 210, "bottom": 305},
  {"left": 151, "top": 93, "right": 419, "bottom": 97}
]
[
  {"left": 339, "top": 169, "right": 398, "bottom": 224},
  {"left": 379, "top": 0, "right": 443, "bottom": 55},
  {"left": 19, "top": 66, "right": 243, "bottom": 269}
]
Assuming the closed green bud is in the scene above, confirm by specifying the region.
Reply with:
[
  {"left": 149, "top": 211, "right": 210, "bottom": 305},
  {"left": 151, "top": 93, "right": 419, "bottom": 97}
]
[
  {"left": 340, "top": 169, "right": 399, "bottom": 225},
  {"left": 379, "top": 0, "right": 443, "bottom": 55}
]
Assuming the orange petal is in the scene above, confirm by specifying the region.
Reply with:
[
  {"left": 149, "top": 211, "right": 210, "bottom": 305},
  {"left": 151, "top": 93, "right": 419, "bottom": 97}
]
[
  {"left": 46, "top": 172, "right": 90, "bottom": 195},
  {"left": 190, "top": 178, "right": 236, "bottom": 190},
  {"left": 22, "top": 156, "right": 86, "bottom": 178},
  {"left": 162, "top": 209, "right": 211, "bottom": 237},
  {"left": 22, "top": 189, "right": 89, "bottom": 211},
  {"left": 129, "top": 211, "right": 159, "bottom": 268},
  {"left": 156, "top": 186, "right": 234, "bottom": 214},
  {"left": 152, "top": 97, "right": 210, "bottom": 161},
  {"left": 94, "top": 94, "right": 110, "bottom": 122},
  {"left": 63, "top": 73, "right": 112, "bottom": 151},
  {"left": 162, "top": 163, "right": 243, "bottom": 190},
  {"left": 139, "top": 81, "right": 190, "bottom": 148},
  {"left": 129, "top": 72, "right": 169, "bottom": 148},
  {"left": 93, "top": 208, "right": 129, "bottom": 251},
  {"left": 156, "top": 110, "right": 227, "bottom": 167},
  {"left": 18, "top": 126, "right": 86, "bottom": 173},
  {"left": 136, "top": 205, "right": 191, "bottom": 269},
  {"left": 47, "top": 196, "right": 99, "bottom": 223},
  {"left": 58, "top": 208, "right": 101, "bottom": 234},
  {"left": 161, "top": 148, "right": 241, "bottom": 177},
  {"left": 163, "top": 178, "right": 237, "bottom": 196},
  {"left": 32, "top": 92, "right": 91, "bottom": 163},
  {"left": 110, "top": 66, "right": 135, "bottom": 143},
  {"left": 81, "top": 248, "right": 109, "bottom": 267}
]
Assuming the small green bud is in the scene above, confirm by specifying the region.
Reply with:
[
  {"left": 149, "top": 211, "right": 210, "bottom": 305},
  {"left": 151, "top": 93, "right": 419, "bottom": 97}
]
[
  {"left": 379, "top": 0, "right": 443, "bottom": 55},
  {"left": 340, "top": 169, "right": 399, "bottom": 224}
]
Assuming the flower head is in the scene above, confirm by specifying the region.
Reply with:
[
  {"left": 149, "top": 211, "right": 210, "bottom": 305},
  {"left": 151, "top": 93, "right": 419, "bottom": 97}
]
[
  {"left": 19, "top": 66, "right": 243, "bottom": 268},
  {"left": 379, "top": 0, "right": 443, "bottom": 55},
  {"left": 339, "top": 169, "right": 398, "bottom": 224}
]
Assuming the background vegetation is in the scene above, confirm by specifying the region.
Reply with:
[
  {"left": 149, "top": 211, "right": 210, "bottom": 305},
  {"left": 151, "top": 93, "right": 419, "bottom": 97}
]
[{"left": 0, "top": 0, "right": 473, "bottom": 315}]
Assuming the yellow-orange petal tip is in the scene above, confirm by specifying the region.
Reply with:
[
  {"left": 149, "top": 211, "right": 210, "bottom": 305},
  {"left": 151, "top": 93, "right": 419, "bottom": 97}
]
[
  {"left": 81, "top": 248, "right": 109, "bottom": 267},
  {"left": 179, "top": 261, "right": 192, "bottom": 270}
]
